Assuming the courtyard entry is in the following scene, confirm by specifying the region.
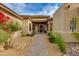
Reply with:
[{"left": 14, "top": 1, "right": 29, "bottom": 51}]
[
  {"left": 22, "top": 15, "right": 53, "bottom": 35},
  {"left": 33, "top": 22, "right": 47, "bottom": 33}
]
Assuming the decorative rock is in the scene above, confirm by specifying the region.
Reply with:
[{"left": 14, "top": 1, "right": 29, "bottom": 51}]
[
  {"left": 65, "top": 43, "right": 79, "bottom": 56},
  {"left": 9, "top": 36, "right": 32, "bottom": 51},
  {"left": 0, "top": 45, "right": 4, "bottom": 52},
  {"left": 12, "top": 30, "right": 22, "bottom": 39},
  {"left": 13, "top": 44, "right": 22, "bottom": 51}
]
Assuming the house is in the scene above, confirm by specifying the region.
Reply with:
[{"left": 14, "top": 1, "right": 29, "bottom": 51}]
[
  {"left": 0, "top": 3, "right": 22, "bottom": 26},
  {"left": 21, "top": 15, "right": 53, "bottom": 35},
  {"left": 53, "top": 3, "right": 79, "bottom": 42},
  {"left": 53, "top": 3, "right": 79, "bottom": 33},
  {"left": 0, "top": 3, "right": 53, "bottom": 35},
  {"left": 0, "top": 3, "right": 52, "bottom": 35}
]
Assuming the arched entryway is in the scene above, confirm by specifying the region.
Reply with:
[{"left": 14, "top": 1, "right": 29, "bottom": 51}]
[{"left": 33, "top": 22, "right": 47, "bottom": 33}]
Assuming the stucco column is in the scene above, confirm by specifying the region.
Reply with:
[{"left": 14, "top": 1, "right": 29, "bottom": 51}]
[{"left": 22, "top": 19, "right": 28, "bottom": 35}]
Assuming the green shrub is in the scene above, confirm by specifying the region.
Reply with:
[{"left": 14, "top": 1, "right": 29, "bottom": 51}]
[
  {"left": 0, "top": 29, "right": 10, "bottom": 43},
  {"left": 53, "top": 32, "right": 65, "bottom": 53},
  {"left": 0, "top": 24, "right": 4, "bottom": 29},
  {"left": 72, "top": 32, "right": 79, "bottom": 40},
  {"left": 48, "top": 32, "right": 51, "bottom": 36},
  {"left": 48, "top": 32, "right": 55, "bottom": 42},
  {"left": 6, "top": 21, "right": 21, "bottom": 32},
  {"left": 48, "top": 32, "right": 66, "bottom": 53}
]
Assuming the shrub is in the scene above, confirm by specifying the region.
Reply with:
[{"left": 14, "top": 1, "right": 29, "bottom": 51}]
[
  {"left": 48, "top": 32, "right": 51, "bottom": 36},
  {"left": 6, "top": 21, "right": 21, "bottom": 32},
  {"left": 0, "top": 29, "right": 10, "bottom": 43},
  {"left": 0, "top": 24, "right": 4, "bottom": 29},
  {"left": 53, "top": 32, "right": 65, "bottom": 53},
  {"left": 72, "top": 32, "right": 79, "bottom": 40},
  {"left": 48, "top": 32, "right": 66, "bottom": 53},
  {"left": 48, "top": 32, "right": 55, "bottom": 43}
]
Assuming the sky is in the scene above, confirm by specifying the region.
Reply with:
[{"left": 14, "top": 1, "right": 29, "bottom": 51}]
[{"left": 3, "top": 3, "right": 63, "bottom": 16}]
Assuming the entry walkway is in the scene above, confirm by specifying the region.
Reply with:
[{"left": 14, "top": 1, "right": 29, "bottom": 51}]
[{"left": 27, "top": 34, "right": 62, "bottom": 56}]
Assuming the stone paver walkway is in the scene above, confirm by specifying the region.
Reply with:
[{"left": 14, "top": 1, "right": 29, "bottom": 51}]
[
  {"left": 27, "top": 34, "right": 48, "bottom": 56},
  {"left": 27, "top": 34, "right": 62, "bottom": 56}
]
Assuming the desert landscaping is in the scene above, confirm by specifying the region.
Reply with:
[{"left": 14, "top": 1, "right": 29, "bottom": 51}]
[{"left": 1, "top": 3, "right": 79, "bottom": 56}]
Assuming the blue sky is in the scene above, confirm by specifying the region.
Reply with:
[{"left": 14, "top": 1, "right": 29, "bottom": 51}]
[{"left": 3, "top": 3, "right": 63, "bottom": 15}]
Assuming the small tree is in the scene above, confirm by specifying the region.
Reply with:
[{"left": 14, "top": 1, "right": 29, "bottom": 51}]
[{"left": 6, "top": 21, "right": 21, "bottom": 32}]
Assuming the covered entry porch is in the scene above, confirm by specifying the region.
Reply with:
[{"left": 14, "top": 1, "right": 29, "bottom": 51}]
[
  {"left": 22, "top": 15, "right": 53, "bottom": 35},
  {"left": 33, "top": 22, "right": 47, "bottom": 33}
]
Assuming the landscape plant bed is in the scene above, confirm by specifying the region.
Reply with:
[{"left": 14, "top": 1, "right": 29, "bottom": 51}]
[
  {"left": 6, "top": 21, "right": 21, "bottom": 33},
  {"left": 48, "top": 32, "right": 66, "bottom": 53},
  {"left": 72, "top": 32, "right": 79, "bottom": 40},
  {"left": 64, "top": 42, "right": 79, "bottom": 56},
  {"left": 0, "top": 29, "right": 11, "bottom": 50},
  {"left": 48, "top": 32, "right": 55, "bottom": 43},
  {"left": 0, "top": 29, "right": 10, "bottom": 44}
]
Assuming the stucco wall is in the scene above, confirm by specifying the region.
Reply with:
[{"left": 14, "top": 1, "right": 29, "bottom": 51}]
[
  {"left": 64, "top": 3, "right": 79, "bottom": 32},
  {"left": 53, "top": 3, "right": 79, "bottom": 33},
  {"left": 28, "top": 19, "right": 33, "bottom": 35},
  {"left": 53, "top": 3, "right": 79, "bottom": 42},
  {"left": 53, "top": 5, "right": 65, "bottom": 32},
  {"left": 22, "top": 19, "right": 33, "bottom": 35},
  {"left": 32, "top": 19, "right": 47, "bottom": 22},
  {"left": 0, "top": 7, "right": 22, "bottom": 27},
  {"left": 47, "top": 21, "right": 53, "bottom": 33},
  {"left": 22, "top": 19, "right": 28, "bottom": 35}
]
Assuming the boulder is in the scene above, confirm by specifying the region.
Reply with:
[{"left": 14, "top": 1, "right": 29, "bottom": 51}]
[
  {"left": 11, "top": 30, "right": 22, "bottom": 39},
  {"left": 9, "top": 30, "right": 32, "bottom": 51},
  {"left": 9, "top": 37, "right": 32, "bottom": 51},
  {"left": 0, "top": 45, "right": 4, "bottom": 52}
]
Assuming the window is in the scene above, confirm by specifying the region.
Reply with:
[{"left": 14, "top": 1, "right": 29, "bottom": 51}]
[
  {"left": 29, "top": 23, "right": 31, "bottom": 31},
  {"left": 70, "top": 18, "right": 76, "bottom": 32}
]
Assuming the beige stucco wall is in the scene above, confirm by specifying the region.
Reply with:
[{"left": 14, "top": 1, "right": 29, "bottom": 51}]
[
  {"left": 28, "top": 19, "right": 33, "bottom": 35},
  {"left": 32, "top": 19, "right": 47, "bottom": 22},
  {"left": 47, "top": 21, "right": 53, "bottom": 33},
  {"left": 53, "top": 3, "right": 79, "bottom": 42},
  {"left": 22, "top": 19, "right": 28, "bottom": 35},
  {"left": 64, "top": 3, "right": 79, "bottom": 32},
  {"left": 34, "top": 24, "right": 39, "bottom": 33},
  {"left": 53, "top": 3, "right": 79, "bottom": 33},
  {"left": 53, "top": 5, "right": 65, "bottom": 32},
  {"left": 22, "top": 19, "right": 33, "bottom": 35}
]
